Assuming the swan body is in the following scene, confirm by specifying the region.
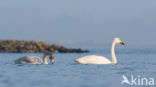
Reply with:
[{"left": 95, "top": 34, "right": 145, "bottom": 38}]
[
  {"left": 75, "top": 55, "right": 112, "bottom": 64},
  {"left": 15, "top": 52, "right": 55, "bottom": 64},
  {"left": 15, "top": 56, "right": 43, "bottom": 64},
  {"left": 75, "top": 38, "right": 125, "bottom": 64}
]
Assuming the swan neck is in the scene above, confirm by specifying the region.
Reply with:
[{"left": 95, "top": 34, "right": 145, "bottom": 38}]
[
  {"left": 111, "top": 41, "right": 117, "bottom": 64},
  {"left": 43, "top": 55, "right": 48, "bottom": 64}
]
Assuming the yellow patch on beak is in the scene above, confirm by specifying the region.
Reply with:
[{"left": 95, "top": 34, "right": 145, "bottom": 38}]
[
  {"left": 119, "top": 40, "right": 125, "bottom": 45},
  {"left": 119, "top": 40, "right": 123, "bottom": 44}
]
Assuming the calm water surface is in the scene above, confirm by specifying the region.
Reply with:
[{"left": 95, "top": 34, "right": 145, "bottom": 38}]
[{"left": 0, "top": 45, "right": 156, "bottom": 87}]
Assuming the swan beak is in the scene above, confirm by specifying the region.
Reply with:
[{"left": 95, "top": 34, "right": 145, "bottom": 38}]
[
  {"left": 119, "top": 40, "right": 125, "bottom": 45},
  {"left": 51, "top": 58, "right": 55, "bottom": 64},
  {"left": 121, "top": 42, "right": 125, "bottom": 45}
]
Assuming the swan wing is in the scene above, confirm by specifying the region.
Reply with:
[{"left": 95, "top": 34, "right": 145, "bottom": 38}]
[
  {"left": 15, "top": 56, "right": 43, "bottom": 64},
  {"left": 75, "top": 55, "right": 112, "bottom": 64}
]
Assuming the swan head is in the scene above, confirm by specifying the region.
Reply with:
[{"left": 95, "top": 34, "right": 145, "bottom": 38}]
[
  {"left": 49, "top": 54, "right": 55, "bottom": 64},
  {"left": 114, "top": 38, "right": 125, "bottom": 45}
]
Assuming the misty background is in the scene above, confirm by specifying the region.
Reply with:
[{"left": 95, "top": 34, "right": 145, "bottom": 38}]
[{"left": 0, "top": 0, "right": 156, "bottom": 45}]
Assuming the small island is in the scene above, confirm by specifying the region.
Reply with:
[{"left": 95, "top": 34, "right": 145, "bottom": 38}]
[{"left": 0, "top": 40, "right": 89, "bottom": 53}]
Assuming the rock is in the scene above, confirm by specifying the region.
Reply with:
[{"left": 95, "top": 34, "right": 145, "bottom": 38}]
[{"left": 0, "top": 39, "right": 89, "bottom": 53}]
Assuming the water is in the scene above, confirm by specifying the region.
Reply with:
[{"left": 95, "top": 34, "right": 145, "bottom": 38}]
[{"left": 0, "top": 45, "right": 156, "bottom": 87}]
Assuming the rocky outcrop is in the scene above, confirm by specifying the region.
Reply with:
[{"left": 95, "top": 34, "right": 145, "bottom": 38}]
[{"left": 0, "top": 40, "right": 89, "bottom": 53}]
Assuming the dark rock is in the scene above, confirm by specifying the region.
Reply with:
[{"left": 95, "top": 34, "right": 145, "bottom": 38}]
[{"left": 0, "top": 40, "right": 90, "bottom": 53}]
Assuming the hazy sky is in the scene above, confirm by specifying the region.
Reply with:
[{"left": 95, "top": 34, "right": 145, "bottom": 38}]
[{"left": 0, "top": 0, "right": 156, "bottom": 44}]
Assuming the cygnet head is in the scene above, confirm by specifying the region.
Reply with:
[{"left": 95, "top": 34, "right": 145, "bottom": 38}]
[
  {"left": 114, "top": 38, "right": 125, "bottom": 45},
  {"left": 49, "top": 53, "right": 55, "bottom": 64}
]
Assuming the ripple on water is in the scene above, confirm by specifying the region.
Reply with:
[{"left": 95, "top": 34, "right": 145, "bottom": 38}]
[{"left": 0, "top": 46, "right": 156, "bottom": 87}]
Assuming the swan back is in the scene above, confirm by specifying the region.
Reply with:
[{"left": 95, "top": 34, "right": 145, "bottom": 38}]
[
  {"left": 15, "top": 56, "right": 43, "bottom": 64},
  {"left": 75, "top": 55, "right": 112, "bottom": 64}
]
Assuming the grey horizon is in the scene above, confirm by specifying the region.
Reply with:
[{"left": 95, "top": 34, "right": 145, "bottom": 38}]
[{"left": 0, "top": 0, "right": 156, "bottom": 45}]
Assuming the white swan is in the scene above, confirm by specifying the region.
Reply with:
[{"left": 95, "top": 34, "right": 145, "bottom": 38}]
[
  {"left": 14, "top": 52, "right": 55, "bottom": 64},
  {"left": 74, "top": 38, "right": 125, "bottom": 64}
]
